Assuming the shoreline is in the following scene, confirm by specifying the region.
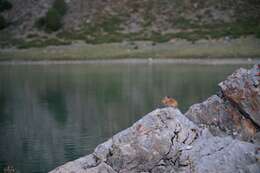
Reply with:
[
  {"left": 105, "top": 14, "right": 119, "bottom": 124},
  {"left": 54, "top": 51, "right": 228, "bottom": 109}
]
[
  {"left": 1, "top": 37, "right": 260, "bottom": 63},
  {"left": 0, "top": 58, "right": 259, "bottom": 65}
]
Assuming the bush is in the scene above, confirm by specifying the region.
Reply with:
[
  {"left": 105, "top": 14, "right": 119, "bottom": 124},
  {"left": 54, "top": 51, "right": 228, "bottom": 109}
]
[
  {"left": 0, "top": 0, "right": 12, "bottom": 12},
  {"left": 17, "top": 38, "right": 71, "bottom": 49},
  {"left": 35, "top": 17, "right": 46, "bottom": 29},
  {"left": 0, "top": 15, "right": 6, "bottom": 30},
  {"left": 256, "top": 25, "right": 260, "bottom": 38},
  {"left": 35, "top": 0, "right": 67, "bottom": 32},
  {"left": 45, "top": 8, "right": 62, "bottom": 31},
  {"left": 53, "top": 0, "right": 67, "bottom": 16}
]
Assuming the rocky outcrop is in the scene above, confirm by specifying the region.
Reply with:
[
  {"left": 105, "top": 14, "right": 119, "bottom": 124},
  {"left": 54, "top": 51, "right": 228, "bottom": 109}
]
[
  {"left": 50, "top": 65, "right": 260, "bottom": 173},
  {"left": 185, "top": 65, "right": 260, "bottom": 142},
  {"left": 219, "top": 67, "right": 260, "bottom": 127}
]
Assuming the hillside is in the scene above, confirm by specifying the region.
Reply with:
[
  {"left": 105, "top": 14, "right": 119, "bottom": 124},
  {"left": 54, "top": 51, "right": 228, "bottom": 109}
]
[{"left": 0, "top": 0, "right": 260, "bottom": 48}]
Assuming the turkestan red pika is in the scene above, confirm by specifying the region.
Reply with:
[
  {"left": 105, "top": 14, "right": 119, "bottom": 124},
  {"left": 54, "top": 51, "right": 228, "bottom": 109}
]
[{"left": 161, "top": 96, "right": 178, "bottom": 108}]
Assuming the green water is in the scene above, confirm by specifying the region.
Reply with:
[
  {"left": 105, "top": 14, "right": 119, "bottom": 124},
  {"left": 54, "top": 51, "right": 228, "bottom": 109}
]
[{"left": 0, "top": 63, "right": 251, "bottom": 173}]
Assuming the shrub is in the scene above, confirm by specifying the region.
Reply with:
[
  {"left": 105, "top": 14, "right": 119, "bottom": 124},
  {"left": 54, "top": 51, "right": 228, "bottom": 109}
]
[
  {"left": 17, "top": 38, "right": 71, "bottom": 49},
  {"left": 45, "top": 8, "right": 62, "bottom": 31},
  {"left": 0, "top": 0, "right": 12, "bottom": 12},
  {"left": 35, "top": 17, "right": 46, "bottom": 29},
  {"left": 0, "top": 15, "right": 6, "bottom": 30},
  {"left": 256, "top": 25, "right": 260, "bottom": 38},
  {"left": 53, "top": 0, "right": 67, "bottom": 16},
  {"left": 35, "top": 0, "right": 67, "bottom": 32},
  {"left": 99, "top": 16, "right": 122, "bottom": 33},
  {"left": 174, "top": 17, "right": 196, "bottom": 29}
]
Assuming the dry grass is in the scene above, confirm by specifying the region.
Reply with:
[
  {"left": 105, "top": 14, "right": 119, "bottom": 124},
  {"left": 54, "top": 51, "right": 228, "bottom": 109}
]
[{"left": 0, "top": 37, "right": 259, "bottom": 61}]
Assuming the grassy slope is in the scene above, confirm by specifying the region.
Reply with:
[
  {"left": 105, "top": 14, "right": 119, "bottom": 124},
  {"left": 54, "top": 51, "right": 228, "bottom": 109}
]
[{"left": 0, "top": 37, "right": 259, "bottom": 61}]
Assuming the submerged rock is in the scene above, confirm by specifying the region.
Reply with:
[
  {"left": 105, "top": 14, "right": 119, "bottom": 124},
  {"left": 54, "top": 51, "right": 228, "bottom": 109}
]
[{"left": 50, "top": 65, "right": 260, "bottom": 173}]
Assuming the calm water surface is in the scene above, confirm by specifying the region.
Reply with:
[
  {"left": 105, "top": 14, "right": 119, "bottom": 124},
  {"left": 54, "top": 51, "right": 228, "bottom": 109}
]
[{"left": 0, "top": 63, "right": 251, "bottom": 173}]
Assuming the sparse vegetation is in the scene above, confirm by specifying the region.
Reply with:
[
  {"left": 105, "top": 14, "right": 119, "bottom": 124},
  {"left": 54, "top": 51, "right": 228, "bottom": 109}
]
[
  {"left": 53, "top": 0, "right": 67, "bottom": 16},
  {"left": 99, "top": 16, "right": 123, "bottom": 33},
  {"left": 0, "top": 0, "right": 12, "bottom": 30},
  {"left": 2, "top": 18, "right": 260, "bottom": 49},
  {"left": 256, "top": 25, "right": 260, "bottom": 39},
  {"left": 35, "top": 17, "right": 46, "bottom": 29},
  {"left": 0, "top": 0, "right": 12, "bottom": 12},
  {"left": 1, "top": 37, "right": 260, "bottom": 61},
  {"left": 0, "top": 0, "right": 259, "bottom": 49},
  {"left": 17, "top": 38, "right": 71, "bottom": 49},
  {"left": 26, "top": 33, "right": 40, "bottom": 38},
  {"left": 35, "top": 0, "right": 67, "bottom": 32},
  {"left": 56, "top": 20, "right": 260, "bottom": 45},
  {"left": 45, "top": 8, "right": 62, "bottom": 32},
  {"left": 0, "top": 15, "right": 6, "bottom": 29},
  {"left": 56, "top": 15, "right": 125, "bottom": 44},
  {"left": 174, "top": 17, "right": 197, "bottom": 29}
]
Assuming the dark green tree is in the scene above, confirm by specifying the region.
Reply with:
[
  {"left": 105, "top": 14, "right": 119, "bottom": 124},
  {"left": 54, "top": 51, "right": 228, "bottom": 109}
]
[
  {"left": 256, "top": 25, "right": 260, "bottom": 38},
  {"left": 35, "top": 17, "right": 46, "bottom": 29},
  {"left": 35, "top": 0, "right": 67, "bottom": 32},
  {"left": 0, "top": 0, "right": 12, "bottom": 12},
  {"left": 0, "top": 15, "right": 6, "bottom": 30},
  {"left": 45, "top": 8, "right": 62, "bottom": 31},
  {"left": 53, "top": 0, "right": 67, "bottom": 16}
]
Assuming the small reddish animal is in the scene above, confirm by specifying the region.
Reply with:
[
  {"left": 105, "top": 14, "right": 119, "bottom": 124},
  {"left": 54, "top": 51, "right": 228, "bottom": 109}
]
[{"left": 161, "top": 96, "right": 178, "bottom": 107}]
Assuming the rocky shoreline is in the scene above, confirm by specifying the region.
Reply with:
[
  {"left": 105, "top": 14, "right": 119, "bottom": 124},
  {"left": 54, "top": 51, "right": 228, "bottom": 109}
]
[{"left": 50, "top": 65, "right": 260, "bottom": 173}]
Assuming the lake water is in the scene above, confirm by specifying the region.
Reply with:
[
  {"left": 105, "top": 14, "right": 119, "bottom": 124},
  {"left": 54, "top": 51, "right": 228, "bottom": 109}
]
[{"left": 0, "top": 63, "right": 251, "bottom": 173}]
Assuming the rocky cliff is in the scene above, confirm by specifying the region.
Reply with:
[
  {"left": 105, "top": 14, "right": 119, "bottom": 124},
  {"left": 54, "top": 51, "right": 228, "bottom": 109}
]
[{"left": 49, "top": 65, "right": 260, "bottom": 173}]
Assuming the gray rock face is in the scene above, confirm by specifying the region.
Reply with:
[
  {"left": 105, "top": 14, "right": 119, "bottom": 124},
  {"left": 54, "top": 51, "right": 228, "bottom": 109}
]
[
  {"left": 181, "top": 137, "right": 258, "bottom": 173},
  {"left": 219, "top": 65, "right": 260, "bottom": 127},
  {"left": 185, "top": 95, "right": 256, "bottom": 141},
  {"left": 50, "top": 65, "right": 260, "bottom": 173},
  {"left": 186, "top": 65, "right": 259, "bottom": 142},
  {"left": 50, "top": 108, "right": 259, "bottom": 173}
]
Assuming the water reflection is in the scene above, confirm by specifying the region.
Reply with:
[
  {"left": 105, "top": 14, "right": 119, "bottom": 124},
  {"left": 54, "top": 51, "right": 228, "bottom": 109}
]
[
  {"left": 41, "top": 89, "right": 68, "bottom": 126},
  {"left": 0, "top": 93, "right": 7, "bottom": 123},
  {"left": 0, "top": 63, "right": 250, "bottom": 173}
]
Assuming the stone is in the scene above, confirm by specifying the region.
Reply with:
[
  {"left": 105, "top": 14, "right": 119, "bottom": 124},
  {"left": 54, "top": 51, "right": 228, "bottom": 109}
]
[
  {"left": 219, "top": 66, "right": 260, "bottom": 127},
  {"left": 185, "top": 95, "right": 257, "bottom": 141},
  {"left": 180, "top": 136, "right": 259, "bottom": 173},
  {"left": 50, "top": 108, "right": 259, "bottom": 173}
]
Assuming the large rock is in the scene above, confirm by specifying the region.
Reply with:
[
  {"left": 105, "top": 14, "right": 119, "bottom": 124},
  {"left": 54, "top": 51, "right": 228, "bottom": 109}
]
[
  {"left": 180, "top": 136, "right": 259, "bottom": 173},
  {"left": 186, "top": 65, "right": 259, "bottom": 142},
  {"left": 185, "top": 95, "right": 257, "bottom": 141},
  {"left": 219, "top": 65, "right": 260, "bottom": 127},
  {"left": 50, "top": 108, "right": 259, "bottom": 173},
  {"left": 50, "top": 108, "right": 202, "bottom": 173}
]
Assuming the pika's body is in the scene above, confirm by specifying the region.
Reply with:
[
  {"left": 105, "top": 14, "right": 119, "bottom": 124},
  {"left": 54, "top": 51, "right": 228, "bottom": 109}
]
[{"left": 161, "top": 96, "right": 178, "bottom": 108}]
